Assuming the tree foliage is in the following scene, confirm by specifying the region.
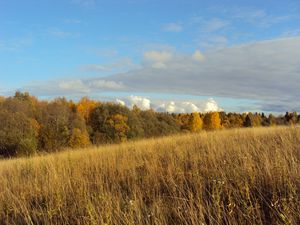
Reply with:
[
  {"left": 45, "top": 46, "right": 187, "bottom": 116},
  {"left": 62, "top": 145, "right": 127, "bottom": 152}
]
[
  {"left": 0, "top": 92, "right": 299, "bottom": 158},
  {"left": 204, "top": 112, "right": 221, "bottom": 130},
  {"left": 188, "top": 112, "right": 203, "bottom": 132}
]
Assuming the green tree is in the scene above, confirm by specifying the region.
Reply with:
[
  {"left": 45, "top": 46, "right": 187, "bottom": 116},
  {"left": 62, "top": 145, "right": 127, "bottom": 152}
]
[{"left": 0, "top": 110, "right": 38, "bottom": 157}]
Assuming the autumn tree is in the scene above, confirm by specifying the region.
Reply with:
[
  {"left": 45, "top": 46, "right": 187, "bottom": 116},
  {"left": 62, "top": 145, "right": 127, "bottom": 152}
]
[
  {"left": 68, "top": 128, "right": 90, "bottom": 148},
  {"left": 243, "top": 113, "right": 262, "bottom": 127},
  {"left": 0, "top": 110, "right": 38, "bottom": 157},
  {"left": 37, "top": 98, "right": 89, "bottom": 151},
  {"left": 203, "top": 112, "right": 221, "bottom": 130},
  {"left": 176, "top": 113, "right": 191, "bottom": 131},
  {"left": 223, "top": 113, "right": 244, "bottom": 128},
  {"left": 77, "top": 97, "right": 98, "bottom": 123},
  {"left": 107, "top": 114, "right": 130, "bottom": 142},
  {"left": 188, "top": 112, "right": 203, "bottom": 132}
]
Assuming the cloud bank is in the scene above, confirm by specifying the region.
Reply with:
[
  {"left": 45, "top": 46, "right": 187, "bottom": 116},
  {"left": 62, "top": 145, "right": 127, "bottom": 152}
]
[
  {"left": 22, "top": 37, "right": 300, "bottom": 112},
  {"left": 108, "top": 37, "right": 300, "bottom": 112}
]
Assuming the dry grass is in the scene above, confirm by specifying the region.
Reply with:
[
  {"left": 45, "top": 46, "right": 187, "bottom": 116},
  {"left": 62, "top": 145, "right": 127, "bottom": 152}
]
[{"left": 0, "top": 126, "right": 299, "bottom": 225}]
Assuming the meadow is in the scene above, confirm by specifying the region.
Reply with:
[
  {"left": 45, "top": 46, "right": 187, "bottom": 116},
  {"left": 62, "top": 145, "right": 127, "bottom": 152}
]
[{"left": 0, "top": 126, "right": 299, "bottom": 225}]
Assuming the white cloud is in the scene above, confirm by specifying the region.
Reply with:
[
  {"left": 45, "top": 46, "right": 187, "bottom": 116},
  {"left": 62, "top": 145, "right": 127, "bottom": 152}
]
[
  {"left": 116, "top": 99, "right": 126, "bottom": 106},
  {"left": 119, "top": 95, "right": 151, "bottom": 110},
  {"left": 71, "top": 0, "right": 96, "bottom": 8},
  {"left": 82, "top": 64, "right": 111, "bottom": 72},
  {"left": 143, "top": 51, "right": 173, "bottom": 69},
  {"left": 21, "top": 37, "right": 300, "bottom": 112},
  {"left": 89, "top": 80, "right": 124, "bottom": 90},
  {"left": 229, "top": 8, "right": 291, "bottom": 28},
  {"left": 107, "top": 37, "right": 300, "bottom": 112},
  {"left": 144, "top": 51, "right": 172, "bottom": 63},
  {"left": 64, "top": 19, "right": 82, "bottom": 24},
  {"left": 201, "top": 18, "right": 229, "bottom": 33},
  {"left": 0, "top": 36, "right": 33, "bottom": 52},
  {"left": 128, "top": 95, "right": 151, "bottom": 110},
  {"left": 59, "top": 80, "right": 89, "bottom": 93},
  {"left": 81, "top": 58, "right": 137, "bottom": 72},
  {"left": 204, "top": 98, "right": 220, "bottom": 112},
  {"left": 47, "top": 27, "right": 80, "bottom": 38},
  {"left": 24, "top": 78, "right": 124, "bottom": 97},
  {"left": 116, "top": 96, "right": 222, "bottom": 113},
  {"left": 162, "top": 23, "right": 183, "bottom": 32}
]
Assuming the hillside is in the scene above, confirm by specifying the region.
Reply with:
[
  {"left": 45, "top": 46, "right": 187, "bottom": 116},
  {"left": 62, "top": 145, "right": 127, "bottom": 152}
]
[{"left": 0, "top": 126, "right": 299, "bottom": 224}]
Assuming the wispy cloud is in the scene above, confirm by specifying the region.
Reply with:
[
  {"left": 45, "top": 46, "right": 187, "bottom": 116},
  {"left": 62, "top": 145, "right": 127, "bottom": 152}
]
[
  {"left": 84, "top": 47, "right": 119, "bottom": 57},
  {"left": 201, "top": 18, "right": 229, "bottom": 33},
  {"left": 281, "top": 29, "right": 300, "bottom": 37},
  {"left": 80, "top": 58, "right": 138, "bottom": 72},
  {"left": 0, "top": 36, "right": 33, "bottom": 52},
  {"left": 71, "top": 0, "right": 96, "bottom": 8},
  {"left": 23, "top": 78, "right": 125, "bottom": 97},
  {"left": 228, "top": 7, "right": 292, "bottom": 28},
  {"left": 64, "top": 19, "right": 82, "bottom": 24},
  {"left": 162, "top": 22, "right": 183, "bottom": 32},
  {"left": 47, "top": 27, "right": 80, "bottom": 38}
]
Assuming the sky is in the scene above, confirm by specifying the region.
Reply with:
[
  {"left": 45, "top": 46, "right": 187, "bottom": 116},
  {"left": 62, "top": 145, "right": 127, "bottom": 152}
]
[{"left": 1, "top": 0, "right": 300, "bottom": 113}]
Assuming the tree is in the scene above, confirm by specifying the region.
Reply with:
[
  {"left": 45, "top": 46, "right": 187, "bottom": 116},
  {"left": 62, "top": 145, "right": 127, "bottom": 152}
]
[
  {"left": 243, "top": 113, "right": 262, "bottom": 127},
  {"left": 77, "top": 97, "right": 98, "bottom": 123},
  {"left": 176, "top": 113, "right": 190, "bottom": 131},
  {"left": 188, "top": 112, "right": 203, "bottom": 132},
  {"left": 0, "top": 110, "right": 38, "bottom": 157},
  {"left": 203, "top": 112, "right": 221, "bottom": 130},
  {"left": 107, "top": 114, "right": 130, "bottom": 142},
  {"left": 68, "top": 128, "right": 90, "bottom": 148},
  {"left": 37, "top": 98, "right": 89, "bottom": 151}
]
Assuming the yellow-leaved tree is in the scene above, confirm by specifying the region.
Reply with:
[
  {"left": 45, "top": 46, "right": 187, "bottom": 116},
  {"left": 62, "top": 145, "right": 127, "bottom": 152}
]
[
  {"left": 77, "top": 97, "right": 99, "bottom": 123},
  {"left": 68, "top": 128, "right": 91, "bottom": 148},
  {"left": 203, "top": 112, "right": 221, "bottom": 130},
  {"left": 107, "top": 114, "right": 130, "bottom": 142},
  {"left": 188, "top": 112, "right": 203, "bottom": 132}
]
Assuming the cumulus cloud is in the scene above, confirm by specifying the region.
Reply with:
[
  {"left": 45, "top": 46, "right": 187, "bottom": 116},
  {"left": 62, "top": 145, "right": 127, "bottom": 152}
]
[
  {"left": 116, "top": 96, "right": 222, "bottom": 113},
  {"left": 162, "top": 23, "right": 183, "bottom": 32},
  {"left": 119, "top": 95, "right": 151, "bottom": 110}
]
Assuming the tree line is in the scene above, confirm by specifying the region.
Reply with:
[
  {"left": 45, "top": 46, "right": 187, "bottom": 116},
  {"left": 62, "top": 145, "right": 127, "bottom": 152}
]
[{"left": 0, "top": 92, "right": 299, "bottom": 157}]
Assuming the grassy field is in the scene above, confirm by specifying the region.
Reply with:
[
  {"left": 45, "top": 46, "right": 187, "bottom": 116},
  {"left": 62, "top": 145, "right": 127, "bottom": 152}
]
[{"left": 0, "top": 126, "right": 299, "bottom": 225}]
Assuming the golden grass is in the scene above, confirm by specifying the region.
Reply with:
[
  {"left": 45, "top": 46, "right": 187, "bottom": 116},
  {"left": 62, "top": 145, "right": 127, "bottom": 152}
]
[{"left": 0, "top": 126, "right": 299, "bottom": 224}]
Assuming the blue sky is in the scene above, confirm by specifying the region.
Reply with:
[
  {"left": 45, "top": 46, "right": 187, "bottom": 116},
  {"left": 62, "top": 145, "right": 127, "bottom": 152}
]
[{"left": 1, "top": 0, "right": 300, "bottom": 113}]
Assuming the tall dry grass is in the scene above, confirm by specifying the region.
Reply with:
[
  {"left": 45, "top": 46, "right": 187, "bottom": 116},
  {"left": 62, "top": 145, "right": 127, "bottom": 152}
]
[{"left": 0, "top": 126, "right": 299, "bottom": 224}]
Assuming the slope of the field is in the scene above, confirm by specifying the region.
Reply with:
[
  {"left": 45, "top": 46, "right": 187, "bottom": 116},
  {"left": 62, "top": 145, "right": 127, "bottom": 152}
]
[{"left": 0, "top": 126, "right": 299, "bottom": 225}]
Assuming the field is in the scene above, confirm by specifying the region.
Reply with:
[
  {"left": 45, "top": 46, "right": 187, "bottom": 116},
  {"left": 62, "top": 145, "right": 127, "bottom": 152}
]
[{"left": 0, "top": 126, "right": 299, "bottom": 225}]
